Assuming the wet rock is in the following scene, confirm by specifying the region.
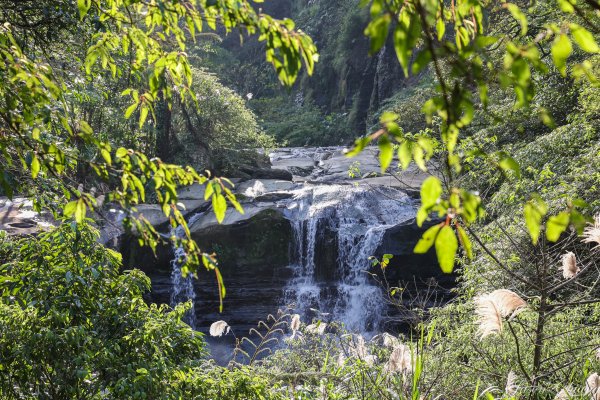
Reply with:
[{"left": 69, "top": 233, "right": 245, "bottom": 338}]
[
  {"left": 254, "top": 192, "right": 294, "bottom": 202},
  {"left": 188, "top": 203, "right": 283, "bottom": 233},
  {"left": 373, "top": 219, "right": 446, "bottom": 280},
  {"left": 0, "top": 197, "right": 55, "bottom": 236},
  {"left": 236, "top": 179, "right": 297, "bottom": 198},
  {"left": 287, "top": 166, "right": 314, "bottom": 177},
  {"left": 132, "top": 208, "right": 294, "bottom": 334}
]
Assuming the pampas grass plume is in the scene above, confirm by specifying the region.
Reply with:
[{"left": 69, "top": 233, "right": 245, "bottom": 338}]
[
  {"left": 582, "top": 215, "right": 600, "bottom": 248},
  {"left": 382, "top": 332, "right": 401, "bottom": 348},
  {"left": 561, "top": 251, "right": 580, "bottom": 279},
  {"left": 554, "top": 386, "right": 574, "bottom": 400},
  {"left": 350, "top": 335, "right": 368, "bottom": 359},
  {"left": 475, "top": 289, "right": 527, "bottom": 338},
  {"left": 586, "top": 373, "right": 600, "bottom": 400},
  {"left": 505, "top": 370, "right": 518, "bottom": 397},
  {"left": 385, "top": 344, "right": 412, "bottom": 374},
  {"left": 209, "top": 320, "right": 230, "bottom": 337},
  {"left": 290, "top": 314, "right": 301, "bottom": 332}
]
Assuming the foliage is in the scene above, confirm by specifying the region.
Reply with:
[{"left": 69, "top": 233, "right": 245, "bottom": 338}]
[
  {"left": 0, "top": 0, "right": 318, "bottom": 285},
  {"left": 348, "top": 0, "right": 600, "bottom": 273},
  {"left": 0, "top": 223, "right": 206, "bottom": 399},
  {"left": 169, "top": 67, "right": 276, "bottom": 174},
  {"left": 250, "top": 96, "right": 350, "bottom": 146}
]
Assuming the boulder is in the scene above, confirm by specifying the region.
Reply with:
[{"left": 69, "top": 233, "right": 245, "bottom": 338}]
[
  {"left": 0, "top": 197, "right": 55, "bottom": 236},
  {"left": 133, "top": 204, "right": 170, "bottom": 228},
  {"left": 177, "top": 183, "right": 206, "bottom": 200},
  {"left": 188, "top": 203, "right": 283, "bottom": 233},
  {"left": 288, "top": 166, "right": 314, "bottom": 177},
  {"left": 236, "top": 179, "right": 297, "bottom": 198},
  {"left": 373, "top": 219, "right": 453, "bottom": 283},
  {"left": 129, "top": 207, "right": 294, "bottom": 335}
]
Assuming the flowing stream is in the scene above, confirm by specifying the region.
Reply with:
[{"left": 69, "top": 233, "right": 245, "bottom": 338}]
[
  {"left": 169, "top": 213, "right": 204, "bottom": 330},
  {"left": 283, "top": 184, "right": 415, "bottom": 332},
  {"left": 167, "top": 146, "right": 421, "bottom": 334}
]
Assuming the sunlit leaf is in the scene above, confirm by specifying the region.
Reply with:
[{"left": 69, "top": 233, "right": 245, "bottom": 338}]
[
  {"left": 552, "top": 34, "right": 572, "bottom": 77},
  {"left": 435, "top": 225, "right": 458, "bottom": 273},
  {"left": 414, "top": 223, "right": 442, "bottom": 254},
  {"left": 212, "top": 194, "right": 227, "bottom": 223},
  {"left": 378, "top": 135, "right": 393, "bottom": 172},
  {"left": 546, "top": 212, "right": 570, "bottom": 242},
  {"left": 524, "top": 197, "right": 548, "bottom": 244}
]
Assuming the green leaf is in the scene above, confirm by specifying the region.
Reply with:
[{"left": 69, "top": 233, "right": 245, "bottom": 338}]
[
  {"left": 412, "top": 49, "right": 432, "bottom": 75},
  {"left": 546, "top": 212, "right": 570, "bottom": 242},
  {"left": 115, "top": 148, "right": 128, "bottom": 159},
  {"left": 125, "top": 102, "right": 139, "bottom": 119},
  {"left": 64, "top": 200, "right": 78, "bottom": 217},
  {"left": 393, "top": 10, "right": 421, "bottom": 76},
  {"left": 378, "top": 135, "right": 393, "bottom": 172},
  {"left": 505, "top": 4, "right": 527, "bottom": 35},
  {"left": 75, "top": 198, "right": 86, "bottom": 223},
  {"left": 498, "top": 155, "right": 521, "bottom": 178},
  {"left": 524, "top": 197, "right": 547, "bottom": 244},
  {"left": 398, "top": 141, "right": 412, "bottom": 170},
  {"left": 435, "top": 225, "right": 458, "bottom": 273},
  {"left": 30, "top": 155, "right": 40, "bottom": 179},
  {"left": 77, "top": 0, "right": 91, "bottom": 20},
  {"left": 436, "top": 18, "right": 445, "bottom": 41},
  {"left": 417, "top": 176, "right": 442, "bottom": 226},
  {"left": 420, "top": 176, "right": 442, "bottom": 209},
  {"left": 557, "top": 0, "right": 575, "bottom": 13},
  {"left": 345, "top": 137, "right": 371, "bottom": 158},
  {"left": 570, "top": 24, "right": 600, "bottom": 53},
  {"left": 414, "top": 224, "right": 442, "bottom": 254},
  {"left": 380, "top": 111, "right": 398, "bottom": 124},
  {"left": 215, "top": 267, "right": 226, "bottom": 313},
  {"left": 364, "top": 14, "right": 391, "bottom": 55},
  {"left": 212, "top": 194, "right": 227, "bottom": 223},
  {"left": 457, "top": 225, "right": 473, "bottom": 259},
  {"left": 552, "top": 34, "right": 572, "bottom": 77},
  {"left": 139, "top": 107, "right": 149, "bottom": 128},
  {"left": 101, "top": 149, "right": 112, "bottom": 166}
]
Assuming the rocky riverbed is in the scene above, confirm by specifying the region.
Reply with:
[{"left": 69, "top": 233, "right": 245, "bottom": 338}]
[
  {"left": 121, "top": 146, "right": 451, "bottom": 337},
  {"left": 0, "top": 146, "right": 452, "bottom": 338}
]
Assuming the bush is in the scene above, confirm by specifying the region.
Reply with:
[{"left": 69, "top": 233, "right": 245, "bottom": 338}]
[{"left": 0, "top": 223, "right": 206, "bottom": 399}]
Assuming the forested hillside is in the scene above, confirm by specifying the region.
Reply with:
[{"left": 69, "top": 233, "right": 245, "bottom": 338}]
[
  {"left": 202, "top": 0, "right": 409, "bottom": 145},
  {"left": 1, "top": 0, "right": 600, "bottom": 399}
]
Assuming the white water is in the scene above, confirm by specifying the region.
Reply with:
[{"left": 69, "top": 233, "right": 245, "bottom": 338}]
[
  {"left": 282, "top": 184, "right": 415, "bottom": 332},
  {"left": 169, "top": 213, "right": 204, "bottom": 330},
  {"left": 166, "top": 146, "right": 418, "bottom": 334}
]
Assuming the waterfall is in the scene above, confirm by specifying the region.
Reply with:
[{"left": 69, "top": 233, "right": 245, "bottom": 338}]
[
  {"left": 170, "top": 213, "right": 203, "bottom": 330},
  {"left": 283, "top": 184, "right": 416, "bottom": 333}
]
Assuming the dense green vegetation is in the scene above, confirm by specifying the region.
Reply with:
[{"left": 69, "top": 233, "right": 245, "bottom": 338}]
[{"left": 1, "top": 0, "right": 600, "bottom": 399}]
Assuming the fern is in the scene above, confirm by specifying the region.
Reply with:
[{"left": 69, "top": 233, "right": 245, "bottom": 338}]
[{"left": 230, "top": 308, "right": 292, "bottom": 367}]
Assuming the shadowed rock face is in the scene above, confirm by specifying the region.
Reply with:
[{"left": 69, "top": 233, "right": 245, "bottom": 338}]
[{"left": 123, "top": 209, "right": 294, "bottom": 334}]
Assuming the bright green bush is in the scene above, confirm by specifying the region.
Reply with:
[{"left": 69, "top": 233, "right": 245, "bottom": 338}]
[{"left": 0, "top": 223, "right": 206, "bottom": 399}]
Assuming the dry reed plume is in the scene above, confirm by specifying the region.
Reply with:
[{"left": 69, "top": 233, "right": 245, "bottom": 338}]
[
  {"left": 209, "top": 320, "right": 231, "bottom": 337},
  {"left": 475, "top": 289, "right": 527, "bottom": 338},
  {"left": 384, "top": 343, "right": 413, "bottom": 374},
  {"left": 587, "top": 373, "right": 600, "bottom": 400},
  {"left": 583, "top": 215, "right": 600, "bottom": 248},
  {"left": 561, "top": 251, "right": 580, "bottom": 279}
]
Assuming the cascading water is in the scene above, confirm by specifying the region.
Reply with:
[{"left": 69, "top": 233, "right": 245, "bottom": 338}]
[
  {"left": 170, "top": 213, "right": 203, "bottom": 330},
  {"left": 283, "top": 184, "right": 416, "bottom": 333}
]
